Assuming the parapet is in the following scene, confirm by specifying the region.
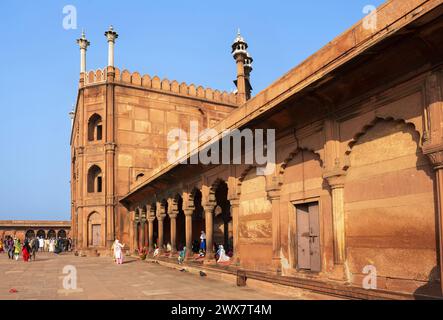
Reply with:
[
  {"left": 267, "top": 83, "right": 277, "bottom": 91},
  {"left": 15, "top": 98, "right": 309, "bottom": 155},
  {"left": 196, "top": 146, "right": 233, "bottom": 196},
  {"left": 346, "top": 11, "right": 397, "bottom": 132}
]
[{"left": 84, "top": 67, "right": 238, "bottom": 105}]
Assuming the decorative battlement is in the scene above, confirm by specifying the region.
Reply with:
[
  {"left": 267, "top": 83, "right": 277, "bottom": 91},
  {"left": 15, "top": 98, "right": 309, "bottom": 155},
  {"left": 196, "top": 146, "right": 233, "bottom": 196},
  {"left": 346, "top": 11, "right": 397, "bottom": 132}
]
[{"left": 84, "top": 67, "right": 238, "bottom": 105}]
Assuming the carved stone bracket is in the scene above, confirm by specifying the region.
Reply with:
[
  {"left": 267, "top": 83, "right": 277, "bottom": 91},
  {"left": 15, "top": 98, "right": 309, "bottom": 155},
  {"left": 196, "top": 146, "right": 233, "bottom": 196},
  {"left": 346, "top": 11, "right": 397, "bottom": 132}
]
[
  {"left": 323, "top": 169, "right": 346, "bottom": 189},
  {"left": 105, "top": 142, "right": 116, "bottom": 153},
  {"left": 423, "top": 143, "right": 443, "bottom": 170}
]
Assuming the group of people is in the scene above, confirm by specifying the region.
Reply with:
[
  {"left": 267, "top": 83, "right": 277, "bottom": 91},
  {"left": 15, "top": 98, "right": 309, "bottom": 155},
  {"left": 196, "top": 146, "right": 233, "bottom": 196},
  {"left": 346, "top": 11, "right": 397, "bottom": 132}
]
[
  {"left": 0, "top": 236, "right": 38, "bottom": 261},
  {"left": 0, "top": 236, "right": 73, "bottom": 262},
  {"left": 36, "top": 237, "right": 72, "bottom": 253},
  {"left": 150, "top": 231, "right": 232, "bottom": 264}
]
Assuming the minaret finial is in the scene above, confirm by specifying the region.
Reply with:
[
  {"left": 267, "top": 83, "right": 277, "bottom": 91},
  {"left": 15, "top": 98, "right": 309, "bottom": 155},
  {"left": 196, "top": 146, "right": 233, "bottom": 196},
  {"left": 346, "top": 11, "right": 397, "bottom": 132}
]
[{"left": 105, "top": 25, "right": 118, "bottom": 67}]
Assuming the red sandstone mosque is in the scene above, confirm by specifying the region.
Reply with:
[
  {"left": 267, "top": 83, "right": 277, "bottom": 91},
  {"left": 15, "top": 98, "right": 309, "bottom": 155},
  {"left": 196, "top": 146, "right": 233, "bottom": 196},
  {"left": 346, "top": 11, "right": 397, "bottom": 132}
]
[{"left": 71, "top": 0, "right": 443, "bottom": 299}]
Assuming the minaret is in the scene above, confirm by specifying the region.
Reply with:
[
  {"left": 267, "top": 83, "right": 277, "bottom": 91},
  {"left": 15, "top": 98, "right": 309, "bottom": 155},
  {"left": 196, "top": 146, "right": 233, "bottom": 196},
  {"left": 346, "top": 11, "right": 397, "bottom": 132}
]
[
  {"left": 105, "top": 25, "right": 118, "bottom": 68},
  {"left": 69, "top": 104, "right": 75, "bottom": 127},
  {"left": 244, "top": 52, "right": 253, "bottom": 101},
  {"left": 76, "top": 30, "right": 90, "bottom": 87},
  {"left": 232, "top": 29, "right": 248, "bottom": 105}
]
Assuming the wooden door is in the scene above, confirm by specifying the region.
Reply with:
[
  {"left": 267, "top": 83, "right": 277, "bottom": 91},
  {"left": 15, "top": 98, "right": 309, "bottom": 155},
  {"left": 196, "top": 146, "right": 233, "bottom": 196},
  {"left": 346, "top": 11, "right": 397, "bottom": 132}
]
[
  {"left": 92, "top": 224, "right": 101, "bottom": 247},
  {"left": 308, "top": 203, "right": 321, "bottom": 272},
  {"left": 296, "top": 202, "right": 321, "bottom": 272},
  {"left": 296, "top": 204, "right": 311, "bottom": 269}
]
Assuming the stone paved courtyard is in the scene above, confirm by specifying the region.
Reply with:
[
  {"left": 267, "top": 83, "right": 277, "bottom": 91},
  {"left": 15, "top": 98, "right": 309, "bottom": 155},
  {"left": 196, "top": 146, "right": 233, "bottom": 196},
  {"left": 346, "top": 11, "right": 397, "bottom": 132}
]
[{"left": 0, "top": 252, "right": 302, "bottom": 300}]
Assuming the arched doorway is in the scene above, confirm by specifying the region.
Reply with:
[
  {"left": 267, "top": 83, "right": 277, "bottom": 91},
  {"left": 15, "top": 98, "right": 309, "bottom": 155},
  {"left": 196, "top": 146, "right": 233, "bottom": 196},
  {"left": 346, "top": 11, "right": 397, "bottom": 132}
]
[
  {"left": 47, "top": 230, "right": 56, "bottom": 239},
  {"left": 57, "top": 229, "right": 67, "bottom": 239},
  {"left": 25, "top": 230, "right": 35, "bottom": 239},
  {"left": 36, "top": 230, "right": 46, "bottom": 239},
  {"left": 88, "top": 212, "right": 102, "bottom": 247}
]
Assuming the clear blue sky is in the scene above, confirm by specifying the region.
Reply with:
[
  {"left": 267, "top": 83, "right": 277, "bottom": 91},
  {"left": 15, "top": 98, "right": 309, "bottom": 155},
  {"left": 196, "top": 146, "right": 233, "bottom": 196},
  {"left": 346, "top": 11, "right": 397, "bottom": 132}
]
[{"left": 0, "top": 0, "right": 384, "bottom": 220}]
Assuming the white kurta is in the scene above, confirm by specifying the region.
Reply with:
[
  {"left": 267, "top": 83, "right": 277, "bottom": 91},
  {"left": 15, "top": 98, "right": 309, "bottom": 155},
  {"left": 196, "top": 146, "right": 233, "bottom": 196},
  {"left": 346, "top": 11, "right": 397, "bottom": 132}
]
[
  {"left": 113, "top": 242, "right": 124, "bottom": 259},
  {"left": 217, "top": 246, "right": 230, "bottom": 263}
]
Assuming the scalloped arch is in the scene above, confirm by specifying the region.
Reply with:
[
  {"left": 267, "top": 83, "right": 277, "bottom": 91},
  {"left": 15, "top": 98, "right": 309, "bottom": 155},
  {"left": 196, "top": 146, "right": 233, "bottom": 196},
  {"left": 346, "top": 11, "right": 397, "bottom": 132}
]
[
  {"left": 343, "top": 116, "right": 422, "bottom": 171},
  {"left": 279, "top": 147, "right": 324, "bottom": 176}
]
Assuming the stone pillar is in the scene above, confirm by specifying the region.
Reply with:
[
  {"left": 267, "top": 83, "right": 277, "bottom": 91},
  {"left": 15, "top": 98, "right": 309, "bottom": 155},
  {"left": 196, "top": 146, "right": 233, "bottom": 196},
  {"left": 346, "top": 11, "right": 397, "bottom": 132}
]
[
  {"left": 105, "top": 26, "right": 118, "bottom": 68},
  {"left": 169, "top": 212, "right": 178, "bottom": 256},
  {"left": 140, "top": 221, "right": 146, "bottom": 250},
  {"left": 268, "top": 190, "right": 281, "bottom": 272},
  {"left": 422, "top": 70, "right": 443, "bottom": 295},
  {"left": 76, "top": 31, "right": 90, "bottom": 74},
  {"left": 157, "top": 212, "right": 166, "bottom": 253},
  {"left": 324, "top": 172, "right": 346, "bottom": 265},
  {"left": 229, "top": 198, "right": 240, "bottom": 264},
  {"left": 204, "top": 203, "right": 215, "bottom": 260},
  {"left": 424, "top": 147, "right": 443, "bottom": 295},
  {"left": 184, "top": 208, "right": 193, "bottom": 258},
  {"left": 105, "top": 143, "right": 116, "bottom": 248},
  {"left": 148, "top": 216, "right": 155, "bottom": 253}
]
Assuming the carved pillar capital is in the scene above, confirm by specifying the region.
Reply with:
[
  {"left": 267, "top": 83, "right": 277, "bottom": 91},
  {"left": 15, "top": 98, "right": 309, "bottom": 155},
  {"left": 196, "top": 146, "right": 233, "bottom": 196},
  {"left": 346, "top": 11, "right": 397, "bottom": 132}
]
[
  {"left": 203, "top": 202, "right": 216, "bottom": 212},
  {"left": 229, "top": 198, "right": 240, "bottom": 207},
  {"left": 184, "top": 207, "right": 194, "bottom": 217},
  {"left": 105, "top": 142, "right": 116, "bottom": 153},
  {"left": 423, "top": 143, "right": 443, "bottom": 170},
  {"left": 323, "top": 170, "right": 346, "bottom": 189},
  {"left": 168, "top": 213, "right": 178, "bottom": 220}
]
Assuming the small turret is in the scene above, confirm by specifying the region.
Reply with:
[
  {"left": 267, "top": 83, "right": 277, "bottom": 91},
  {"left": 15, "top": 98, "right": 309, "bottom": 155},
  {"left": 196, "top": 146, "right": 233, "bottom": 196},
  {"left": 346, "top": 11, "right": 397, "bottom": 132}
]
[{"left": 232, "top": 29, "right": 251, "bottom": 104}]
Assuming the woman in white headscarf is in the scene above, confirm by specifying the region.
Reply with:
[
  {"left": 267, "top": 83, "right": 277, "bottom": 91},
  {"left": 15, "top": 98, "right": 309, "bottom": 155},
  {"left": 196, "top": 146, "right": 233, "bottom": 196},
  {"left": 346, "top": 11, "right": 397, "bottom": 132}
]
[
  {"left": 217, "top": 245, "right": 230, "bottom": 263},
  {"left": 113, "top": 239, "right": 125, "bottom": 265}
]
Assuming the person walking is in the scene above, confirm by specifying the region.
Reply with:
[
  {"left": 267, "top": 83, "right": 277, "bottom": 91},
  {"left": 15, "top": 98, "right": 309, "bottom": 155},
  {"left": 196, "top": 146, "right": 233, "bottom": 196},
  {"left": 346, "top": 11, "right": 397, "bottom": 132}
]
[
  {"left": 13, "top": 238, "right": 21, "bottom": 261},
  {"left": 112, "top": 239, "right": 125, "bottom": 265},
  {"left": 22, "top": 239, "right": 30, "bottom": 262},
  {"left": 30, "top": 238, "right": 38, "bottom": 261},
  {"left": 7, "top": 237, "right": 14, "bottom": 259}
]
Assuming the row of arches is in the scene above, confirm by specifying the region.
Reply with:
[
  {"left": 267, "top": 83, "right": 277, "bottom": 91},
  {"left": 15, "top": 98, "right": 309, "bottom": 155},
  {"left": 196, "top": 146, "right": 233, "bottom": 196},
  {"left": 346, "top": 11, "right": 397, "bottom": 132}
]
[
  {"left": 134, "top": 180, "right": 233, "bottom": 258},
  {"left": 25, "top": 229, "right": 67, "bottom": 239}
]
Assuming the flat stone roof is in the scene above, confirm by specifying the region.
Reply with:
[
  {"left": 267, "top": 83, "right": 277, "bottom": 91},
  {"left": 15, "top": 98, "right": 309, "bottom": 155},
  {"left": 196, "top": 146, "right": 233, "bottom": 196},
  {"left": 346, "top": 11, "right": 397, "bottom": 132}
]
[{"left": 0, "top": 220, "right": 71, "bottom": 228}]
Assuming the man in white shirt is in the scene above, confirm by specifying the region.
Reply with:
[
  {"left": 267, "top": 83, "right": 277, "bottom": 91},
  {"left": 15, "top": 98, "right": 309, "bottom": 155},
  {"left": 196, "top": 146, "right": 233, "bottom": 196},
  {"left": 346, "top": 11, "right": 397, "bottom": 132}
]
[{"left": 38, "top": 237, "right": 44, "bottom": 252}]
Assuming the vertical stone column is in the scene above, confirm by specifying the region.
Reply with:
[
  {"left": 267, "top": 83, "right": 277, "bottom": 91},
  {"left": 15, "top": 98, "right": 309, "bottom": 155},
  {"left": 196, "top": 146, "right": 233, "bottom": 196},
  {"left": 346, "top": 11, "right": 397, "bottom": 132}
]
[
  {"left": 184, "top": 208, "right": 194, "bottom": 258},
  {"left": 140, "top": 221, "right": 146, "bottom": 250},
  {"left": 75, "top": 147, "right": 85, "bottom": 249},
  {"left": 324, "top": 172, "right": 346, "bottom": 265},
  {"left": 157, "top": 211, "right": 166, "bottom": 253},
  {"left": 148, "top": 216, "right": 155, "bottom": 254},
  {"left": 105, "top": 143, "right": 116, "bottom": 248},
  {"left": 422, "top": 70, "right": 443, "bottom": 295},
  {"left": 268, "top": 191, "right": 281, "bottom": 272},
  {"left": 229, "top": 198, "right": 240, "bottom": 264},
  {"left": 133, "top": 214, "right": 139, "bottom": 252},
  {"left": 105, "top": 26, "right": 118, "bottom": 68},
  {"left": 169, "top": 212, "right": 178, "bottom": 256},
  {"left": 76, "top": 31, "right": 89, "bottom": 87},
  {"left": 424, "top": 148, "right": 443, "bottom": 295},
  {"left": 204, "top": 203, "right": 215, "bottom": 260}
]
